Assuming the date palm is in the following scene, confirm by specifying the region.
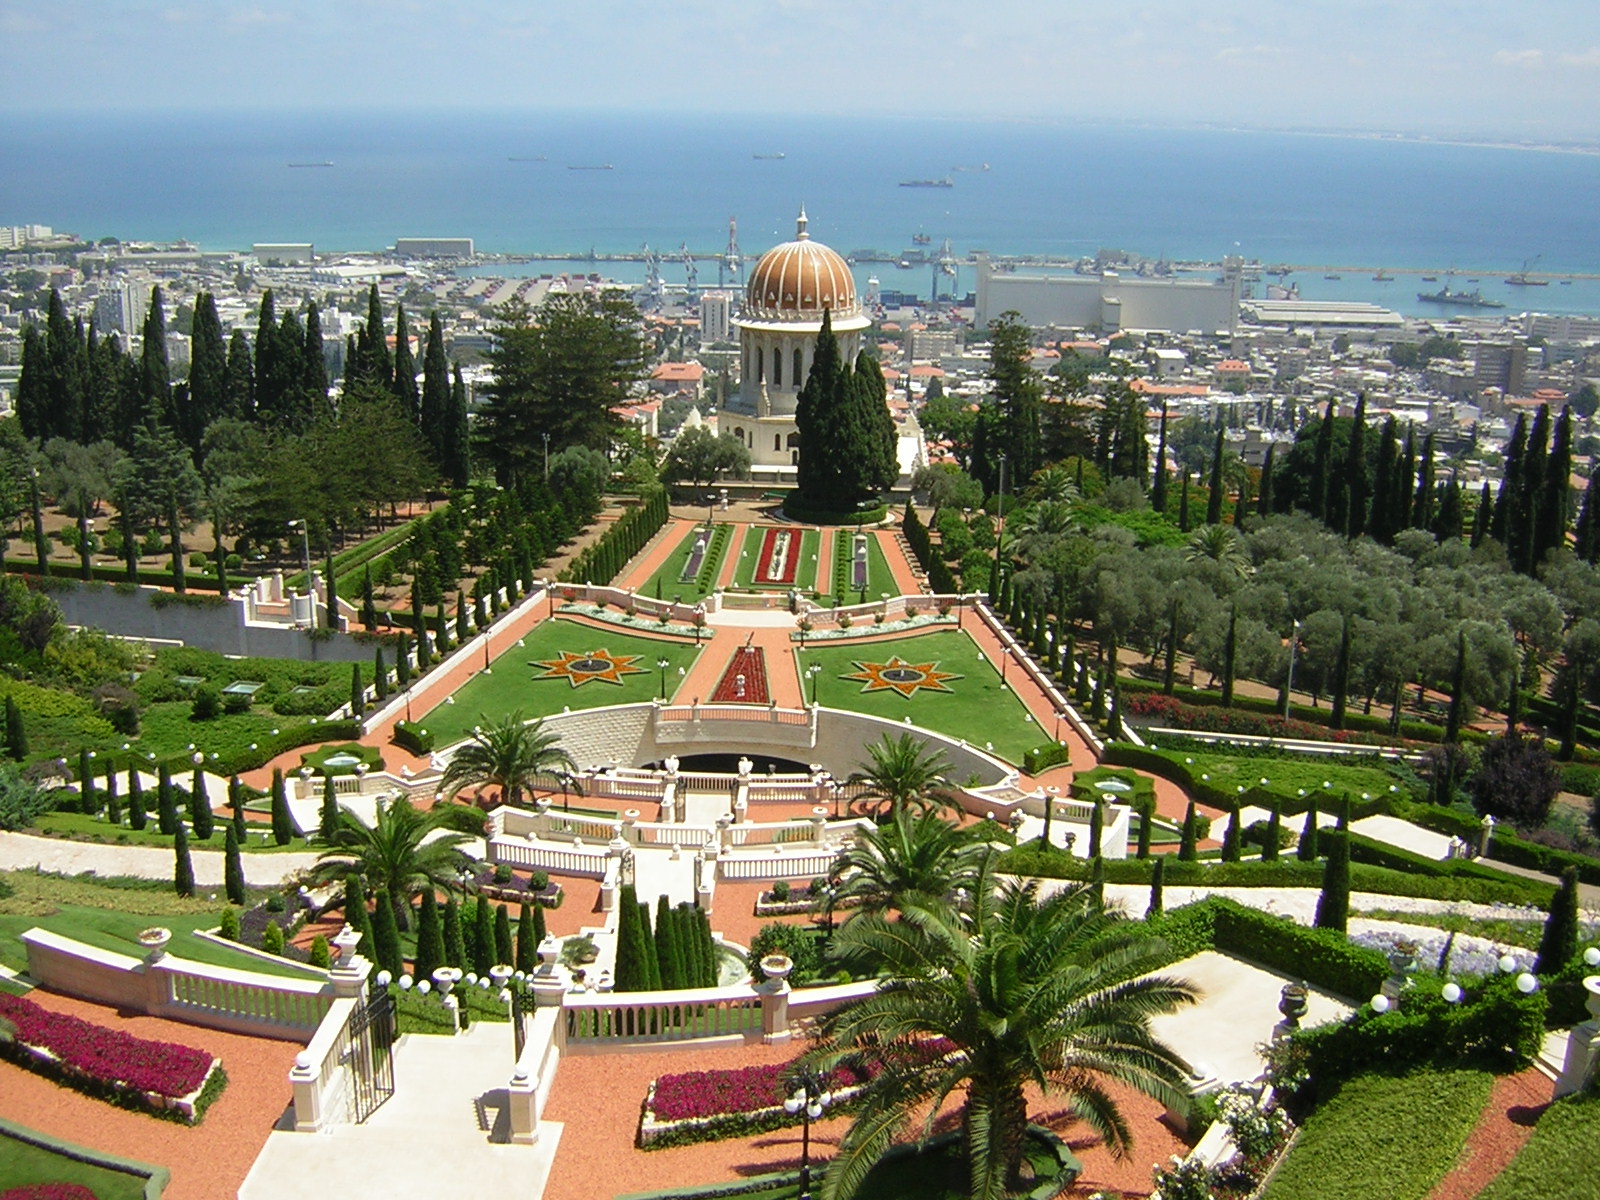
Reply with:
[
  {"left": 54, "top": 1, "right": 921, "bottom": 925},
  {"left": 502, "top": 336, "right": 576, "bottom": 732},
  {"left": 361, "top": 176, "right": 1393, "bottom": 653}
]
[
  {"left": 812, "top": 874, "right": 1198, "bottom": 1200},
  {"left": 829, "top": 808, "right": 991, "bottom": 915},
  {"left": 440, "top": 710, "right": 577, "bottom": 807},
  {"left": 1184, "top": 523, "right": 1251, "bottom": 578},
  {"left": 309, "top": 796, "right": 479, "bottom": 930},
  {"left": 847, "top": 732, "right": 954, "bottom": 819}
]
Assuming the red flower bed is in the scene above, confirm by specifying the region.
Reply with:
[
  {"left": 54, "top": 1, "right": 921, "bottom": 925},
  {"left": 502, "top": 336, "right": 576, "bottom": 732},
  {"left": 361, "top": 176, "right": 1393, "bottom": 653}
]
[
  {"left": 710, "top": 645, "right": 769, "bottom": 704},
  {"left": 1125, "top": 692, "right": 1379, "bottom": 745},
  {"left": 0, "top": 992, "right": 213, "bottom": 1100},
  {"left": 2, "top": 1186, "right": 100, "bottom": 1200},
  {"left": 754, "top": 528, "right": 799, "bottom": 586}
]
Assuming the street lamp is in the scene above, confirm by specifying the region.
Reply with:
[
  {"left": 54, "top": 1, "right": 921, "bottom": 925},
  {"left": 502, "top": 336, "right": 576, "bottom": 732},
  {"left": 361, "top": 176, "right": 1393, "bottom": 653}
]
[
  {"left": 657, "top": 657, "right": 670, "bottom": 700},
  {"left": 1283, "top": 619, "right": 1303, "bottom": 720},
  {"left": 995, "top": 452, "right": 1008, "bottom": 562},
  {"left": 806, "top": 663, "right": 822, "bottom": 707},
  {"left": 542, "top": 432, "right": 550, "bottom": 481},
  {"left": 783, "top": 1068, "right": 834, "bottom": 1200},
  {"left": 286, "top": 519, "right": 311, "bottom": 583}
]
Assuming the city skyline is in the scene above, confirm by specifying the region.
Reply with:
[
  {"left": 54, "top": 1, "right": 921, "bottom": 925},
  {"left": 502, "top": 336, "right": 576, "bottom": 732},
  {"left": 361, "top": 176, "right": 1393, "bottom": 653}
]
[{"left": 2, "top": 0, "right": 1598, "bottom": 141}]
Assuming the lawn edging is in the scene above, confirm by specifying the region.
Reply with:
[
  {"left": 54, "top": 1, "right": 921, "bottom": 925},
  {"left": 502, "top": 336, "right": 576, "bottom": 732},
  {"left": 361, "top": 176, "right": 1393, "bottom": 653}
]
[{"left": 0, "top": 1118, "right": 171, "bottom": 1199}]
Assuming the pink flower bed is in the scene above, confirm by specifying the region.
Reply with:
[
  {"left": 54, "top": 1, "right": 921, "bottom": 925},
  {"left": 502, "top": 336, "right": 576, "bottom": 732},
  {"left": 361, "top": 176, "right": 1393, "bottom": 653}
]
[
  {"left": 0, "top": 992, "right": 214, "bottom": 1100},
  {"left": 2, "top": 1186, "right": 100, "bottom": 1200}
]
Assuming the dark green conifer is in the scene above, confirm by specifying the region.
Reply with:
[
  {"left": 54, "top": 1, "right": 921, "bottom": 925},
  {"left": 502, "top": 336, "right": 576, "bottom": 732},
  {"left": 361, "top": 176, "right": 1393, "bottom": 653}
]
[
  {"left": 1535, "top": 867, "right": 1580, "bottom": 976},
  {"left": 173, "top": 827, "right": 194, "bottom": 897},
  {"left": 4, "top": 695, "right": 26, "bottom": 761},
  {"left": 1313, "top": 830, "right": 1350, "bottom": 932},
  {"left": 1178, "top": 472, "right": 1191, "bottom": 532},
  {"left": 421, "top": 311, "right": 450, "bottom": 463},
  {"left": 1147, "top": 854, "right": 1165, "bottom": 918},
  {"left": 349, "top": 663, "right": 364, "bottom": 720},
  {"left": 1309, "top": 399, "right": 1335, "bottom": 521},
  {"left": 472, "top": 895, "right": 494, "bottom": 976},
  {"left": 270, "top": 767, "right": 293, "bottom": 845},
  {"left": 494, "top": 902, "right": 514, "bottom": 967},
  {"left": 223, "top": 825, "right": 247, "bottom": 906},
  {"left": 1178, "top": 800, "right": 1198, "bottom": 861},
  {"left": 189, "top": 765, "right": 213, "bottom": 839},
  {"left": 443, "top": 896, "right": 465, "bottom": 969},
  {"left": 1471, "top": 481, "right": 1494, "bottom": 548},
  {"left": 78, "top": 748, "right": 96, "bottom": 815},
  {"left": 1343, "top": 394, "right": 1367, "bottom": 538},
  {"left": 515, "top": 899, "right": 538, "bottom": 974},
  {"left": 104, "top": 765, "right": 121, "bottom": 825},
  {"left": 1220, "top": 808, "right": 1241, "bottom": 862},
  {"left": 444, "top": 365, "right": 471, "bottom": 488},
  {"left": 302, "top": 300, "right": 329, "bottom": 414},
  {"left": 1297, "top": 801, "right": 1320, "bottom": 862},
  {"left": 370, "top": 886, "right": 403, "bottom": 979},
  {"left": 1205, "top": 429, "right": 1225, "bottom": 526},
  {"left": 414, "top": 890, "right": 445, "bottom": 985},
  {"left": 230, "top": 774, "right": 246, "bottom": 841},
  {"left": 392, "top": 304, "right": 420, "bottom": 421},
  {"left": 1329, "top": 614, "right": 1352, "bottom": 730},
  {"left": 1220, "top": 604, "right": 1238, "bottom": 708},
  {"left": 129, "top": 770, "right": 147, "bottom": 831},
  {"left": 157, "top": 764, "right": 177, "bottom": 835},
  {"left": 1263, "top": 801, "right": 1282, "bottom": 862},
  {"left": 344, "top": 873, "right": 374, "bottom": 961},
  {"left": 319, "top": 774, "right": 340, "bottom": 842}
]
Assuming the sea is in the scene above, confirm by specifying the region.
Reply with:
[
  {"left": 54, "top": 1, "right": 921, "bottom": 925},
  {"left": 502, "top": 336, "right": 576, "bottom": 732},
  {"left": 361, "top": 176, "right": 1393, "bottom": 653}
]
[{"left": 5, "top": 109, "right": 1600, "bottom": 319}]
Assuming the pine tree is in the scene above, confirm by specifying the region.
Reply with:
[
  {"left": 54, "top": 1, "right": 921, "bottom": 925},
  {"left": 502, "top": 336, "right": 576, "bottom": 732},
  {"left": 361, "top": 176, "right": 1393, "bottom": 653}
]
[
  {"left": 1220, "top": 808, "right": 1241, "bottom": 862},
  {"left": 515, "top": 899, "right": 538, "bottom": 973},
  {"left": 1297, "top": 801, "right": 1320, "bottom": 862},
  {"left": 472, "top": 895, "right": 494, "bottom": 976},
  {"left": 392, "top": 304, "right": 420, "bottom": 421},
  {"left": 3, "top": 695, "right": 26, "bottom": 760},
  {"left": 223, "top": 825, "right": 247, "bottom": 905},
  {"left": 1534, "top": 867, "right": 1580, "bottom": 975},
  {"left": 270, "top": 767, "right": 293, "bottom": 845},
  {"left": 189, "top": 765, "right": 213, "bottom": 839},
  {"left": 1178, "top": 800, "right": 1198, "bottom": 861},
  {"left": 1329, "top": 614, "right": 1352, "bottom": 730},
  {"left": 1146, "top": 854, "right": 1165, "bottom": 918},
  {"left": 1313, "top": 830, "right": 1350, "bottom": 932},
  {"left": 157, "top": 764, "right": 177, "bottom": 835},
  {"left": 129, "top": 770, "right": 147, "bottom": 831},
  {"left": 173, "top": 827, "right": 194, "bottom": 897},
  {"left": 371, "top": 887, "right": 404, "bottom": 979},
  {"left": 415, "top": 890, "right": 445, "bottom": 985},
  {"left": 443, "top": 896, "right": 465, "bottom": 969}
]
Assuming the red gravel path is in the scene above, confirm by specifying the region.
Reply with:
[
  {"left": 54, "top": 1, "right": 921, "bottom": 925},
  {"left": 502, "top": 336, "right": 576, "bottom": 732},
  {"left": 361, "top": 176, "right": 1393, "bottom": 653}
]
[
  {"left": 0, "top": 989, "right": 299, "bottom": 1200},
  {"left": 1424, "top": 1068, "right": 1553, "bottom": 1200}
]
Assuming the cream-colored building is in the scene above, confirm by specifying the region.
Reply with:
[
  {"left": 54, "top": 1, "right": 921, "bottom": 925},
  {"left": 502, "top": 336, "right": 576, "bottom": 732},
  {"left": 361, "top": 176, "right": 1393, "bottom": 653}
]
[{"left": 723, "top": 210, "right": 872, "bottom": 468}]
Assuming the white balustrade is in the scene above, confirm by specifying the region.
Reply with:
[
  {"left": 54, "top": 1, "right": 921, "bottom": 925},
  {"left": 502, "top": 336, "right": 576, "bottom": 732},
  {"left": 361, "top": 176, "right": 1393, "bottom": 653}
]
[
  {"left": 488, "top": 837, "right": 610, "bottom": 879},
  {"left": 563, "top": 985, "right": 764, "bottom": 1044},
  {"left": 716, "top": 851, "right": 843, "bottom": 882}
]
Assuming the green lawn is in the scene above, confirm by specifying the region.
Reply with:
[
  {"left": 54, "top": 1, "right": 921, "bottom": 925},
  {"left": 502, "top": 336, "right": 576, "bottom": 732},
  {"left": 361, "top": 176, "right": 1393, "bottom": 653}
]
[
  {"left": 1261, "top": 1068, "right": 1493, "bottom": 1200},
  {"left": 828, "top": 529, "right": 896, "bottom": 605},
  {"left": 1143, "top": 745, "right": 1410, "bottom": 808},
  {"left": 636, "top": 523, "right": 733, "bottom": 602},
  {"left": 0, "top": 1127, "right": 155, "bottom": 1200},
  {"left": 35, "top": 811, "right": 314, "bottom": 855},
  {"left": 1475, "top": 1093, "right": 1600, "bottom": 1200},
  {"left": 0, "top": 870, "right": 324, "bottom": 981},
  {"left": 731, "top": 527, "right": 822, "bottom": 592},
  {"left": 413, "top": 617, "right": 704, "bottom": 747},
  {"left": 798, "top": 631, "right": 1048, "bottom": 767}
]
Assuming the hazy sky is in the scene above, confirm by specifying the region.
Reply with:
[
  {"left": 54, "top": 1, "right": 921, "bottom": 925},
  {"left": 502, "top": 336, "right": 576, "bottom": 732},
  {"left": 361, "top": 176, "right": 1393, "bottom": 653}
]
[{"left": 3, "top": 0, "right": 1597, "bottom": 139}]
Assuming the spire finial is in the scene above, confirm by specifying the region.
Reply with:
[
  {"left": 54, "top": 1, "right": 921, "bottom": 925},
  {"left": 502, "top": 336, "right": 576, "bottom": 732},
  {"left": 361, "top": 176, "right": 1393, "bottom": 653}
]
[{"left": 796, "top": 207, "right": 809, "bottom": 240}]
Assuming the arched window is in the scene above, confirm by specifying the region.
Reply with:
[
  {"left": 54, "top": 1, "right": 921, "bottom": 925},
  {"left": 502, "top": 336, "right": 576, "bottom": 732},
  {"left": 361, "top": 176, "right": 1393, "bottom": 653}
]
[
  {"left": 774, "top": 434, "right": 782, "bottom": 452},
  {"left": 753, "top": 347, "right": 762, "bottom": 383},
  {"left": 793, "top": 348, "right": 802, "bottom": 385},
  {"left": 772, "top": 347, "right": 782, "bottom": 387}
]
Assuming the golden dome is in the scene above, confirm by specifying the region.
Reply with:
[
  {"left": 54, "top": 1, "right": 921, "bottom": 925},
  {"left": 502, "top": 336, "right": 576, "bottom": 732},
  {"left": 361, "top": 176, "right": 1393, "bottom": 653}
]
[{"left": 744, "top": 209, "right": 859, "bottom": 321}]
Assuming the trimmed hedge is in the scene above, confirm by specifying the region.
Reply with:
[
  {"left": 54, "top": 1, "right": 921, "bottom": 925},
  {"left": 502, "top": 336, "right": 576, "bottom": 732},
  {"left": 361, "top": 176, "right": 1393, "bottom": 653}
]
[
  {"left": 0, "top": 1117, "right": 171, "bottom": 1200},
  {"left": 781, "top": 491, "right": 888, "bottom": 527},
  {"left": 393, "top": 721, "right": 435, "bottom": 756},
  {"left": 1022, "top": 742, "right": 1070, "bottom": 775}
]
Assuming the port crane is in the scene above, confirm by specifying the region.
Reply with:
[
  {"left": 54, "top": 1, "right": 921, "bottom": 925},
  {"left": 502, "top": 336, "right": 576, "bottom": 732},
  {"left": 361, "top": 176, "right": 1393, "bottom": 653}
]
[
  {"left": 681, "top": 243, "right": 699, "bottom": 303},
  {"left": 719, "top": 217, "right": 743, "bottom": 288}
]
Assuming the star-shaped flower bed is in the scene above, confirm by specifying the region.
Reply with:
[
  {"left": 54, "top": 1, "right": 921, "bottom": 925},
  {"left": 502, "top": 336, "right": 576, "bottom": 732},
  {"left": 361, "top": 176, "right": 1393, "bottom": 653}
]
[
  {"left": 842, "top": 656, "right": 962, "bottom": 698},
  {"left": 533, "top": 648, "right": 649, "bottom": 688}
]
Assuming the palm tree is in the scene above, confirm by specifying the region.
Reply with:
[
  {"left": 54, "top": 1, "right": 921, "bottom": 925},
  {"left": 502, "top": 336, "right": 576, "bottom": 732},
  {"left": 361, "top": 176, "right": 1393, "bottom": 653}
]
[
  {"left": 1010, "top": 499, "right": 1080, "bottom": 563},
  {"left": 309, "top": 796, "right": 479, "bottom": 930},
  {"left": 812, "top": 876, "right": 1198, "bottom": 1200},
  {"left": 847, "top": 732, "right": 953, "bottom": 818},
  {"left": 440, "top": 710, "right": 577, "bottom": 807},
  {"left": 1184, "top": 524, "right": 1252, "bottom": 578},
  {"left": 1026, "top": 465, "right": 1081, "bottom": 506},
  {"left": 829, "top": 808, "right": 990, "bottom": 915}
]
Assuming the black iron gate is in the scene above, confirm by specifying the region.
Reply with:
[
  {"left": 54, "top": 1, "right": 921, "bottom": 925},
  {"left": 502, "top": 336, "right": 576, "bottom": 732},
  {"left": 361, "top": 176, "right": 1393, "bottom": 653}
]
[{"left": 346, "top": 982, "right": 396, "bottom": 1124}]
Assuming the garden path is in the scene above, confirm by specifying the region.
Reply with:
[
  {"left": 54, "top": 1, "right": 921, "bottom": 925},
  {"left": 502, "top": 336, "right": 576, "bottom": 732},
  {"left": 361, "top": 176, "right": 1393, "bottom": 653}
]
[
  {"left": 873, "top": 527, "right": 925, "bottom": 596},
  {"left": 0, "top": 829, "right": 318, "bottom": 888},
  {"left": 1422, "top": 1067, "right": 1553, "bottom": 1200}
]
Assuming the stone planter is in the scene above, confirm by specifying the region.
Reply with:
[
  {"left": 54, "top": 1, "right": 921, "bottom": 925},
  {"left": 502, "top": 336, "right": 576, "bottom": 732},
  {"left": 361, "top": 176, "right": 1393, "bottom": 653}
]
[{"left": 138, "top": 927, "right": 172, "bottom": 963}]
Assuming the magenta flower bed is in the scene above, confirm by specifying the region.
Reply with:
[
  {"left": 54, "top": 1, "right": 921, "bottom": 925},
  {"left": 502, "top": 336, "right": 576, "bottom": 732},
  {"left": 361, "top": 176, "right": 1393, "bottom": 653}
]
[
  {"left": 2, "top": 1186, "right": 100, "bottom": 1200},
  {"left": 651, "top": 1038, "right": 955, "bottom": 1122},
  {"left": 0, "top": 992, "right": 213, "bottom": 1100}
]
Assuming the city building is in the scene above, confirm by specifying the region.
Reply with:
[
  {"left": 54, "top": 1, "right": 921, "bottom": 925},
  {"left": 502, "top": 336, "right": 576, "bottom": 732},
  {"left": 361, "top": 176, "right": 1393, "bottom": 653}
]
[
  {"left": 92, "top": 283, "right": 150, "bottom": 336},
  {"left": 698, "top": 291, "right": 732, "bottom": 343},
  {"left": 394, "top": 237, "right": 474, "bottom": 259},
  {"left": 974, "top": 255, "right": 1243, "bottom": 334},
  {"left": 252, "top": 243, "right": 315, "bottom": 264}
]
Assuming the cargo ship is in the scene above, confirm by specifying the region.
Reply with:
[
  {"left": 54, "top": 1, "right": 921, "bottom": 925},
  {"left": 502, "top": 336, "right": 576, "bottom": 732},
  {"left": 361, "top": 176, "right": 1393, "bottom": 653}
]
[
  {"left": 1417, "top": 286, "right": 1505, "bottom": 309},
  {"left": 900, "top": 177, "right": 953, "bottom": 188}
]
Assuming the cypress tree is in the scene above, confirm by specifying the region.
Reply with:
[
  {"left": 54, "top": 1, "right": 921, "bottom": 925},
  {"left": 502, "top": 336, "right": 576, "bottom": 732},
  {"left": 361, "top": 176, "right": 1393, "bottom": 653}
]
[
  {"left": 397, "top": 634, "right": 412, "bottom": 687},
  {"left": 696, "top": 909, "right": 717, "bottom": 986},
  {"left": 443, "top": 896, "right": 466, "bottom": 969},
  {"left": 350, "top": 663, "right": 364, "bottom": 720},
  {"left": 230, "top": 774, "right": 246, "bottom": 841},
  {"left": 614, "top": 884, "right": 644, "bottom": 991},
  {"left": 1205, "top": 429, "right": 1225, "bottom": 526},
  {"left": 371, "top": 887, "right": 404, "bottom": 979},
  {"left": 1089, "top": 855, "right": 1105, "bottom": 909},
  {"left": 410, "top": 581, "right": 430, "bottom": 668},
  {"left": 78, "top": 749, "right": 96, "bottom": 815},
  {"left": 222, "top": 825, "right": 246, "bottom": 905},
  {"left": 1163, "top": 600, "right": 1179, "bottom": 696},
  {"left": 1491, "top": 414, "right": 1527, "bottom": 544},
  {"left": 140, "top": 285, "right": 172, "bottom": 428},
  {"left": 1221, "top": 604, "right": 1238, "bottom": 708},
  {"left": 1147, "top": 854, "right": 1165, "bottom": 918},
  {"left": 1444, "top": 628, "right": 1467, "bottom": 744},
  {"left": 638, "top": 902, "right": 662, "bottom": 990},
  {"left": 1263, "top": 801, "right": 1282, "bottom": 862},
  {"left": 433, "top": 601, "right": 448, "bottom": 654},
  {"left": 270, "top": 767, "right": 293, "bottom": 844},
  {"left": 322, "top": 552, "right": 337, "bottom": 630},
  {"left": 456, "top": 589, "right": 469, "bottom": 645},
  {"left": 319, "top": 774, "right": 340, "bottom": 842},
  {"left": 361, "top": 566, "right": 377, "bottom": 629},
  {"left": 1471, "top": 481, "right": 1494, "bottom": 549},
  {"left": 1343, "top": 394, "right": 1367, "bottom": 538},
  {"left": 188, "top": 292, "right": 228, "bottom": 448},
  {"left": 415, "top": 890, "right": 445, "bottom": 985},
  {"left": 392, "top": 304, "right": 420, "bottom": 422},
  {"left": 1220, "top": 807, "right": 1241, "bottom": 862},
  {"left": 173, "top": 827, "right": 194, "bottom": 897},
  {"left": 494, "top": 902, "right": 514, "bottom": 967},
  {"left": 1309, "top": 400, "right": 1335, "bottom": 521},
  {"left": 302, "top": 300, "right": 329, "bottom": 415},
  {"left": 472, "top": 894, "right": 494, "bottom": 975},
  {"left": 1534, "top": 867, "right": 1580, "bottom": 976},
  {"left": 444, "top": 365, "right": 471, "bottom": 488},
  {"left": 1432, "top": 473, "right": 1464, "bottom": 543},
  {"left": 1136, "top": 799, "right": 1152, "bottom": 859},
  {"left": 1257, "top": 443, "right": 1275, "bottom": 517},
  {"left": 1178, "top": 800, "right": 1198, "bottom": 861},
  {"left": 1313, "top": 830, "right": 1350, "bottom": 932},
  {"left": 421, "top": 311, "right": 450, "bottom": 463},
  {"left": 1573, "top": 470, "right": 1600, "bottom": 564},
  {"left": 374, "top": 646, "right": 389, "bottom": 701},
  {"left": 1535, "top": 406, "right": 1573, "bottom": 567},
  {"left": 104, "top": 765, "right": 121, "bottom": 825},
  {"left": 1411, "top": 431, "right": 1436, "bottom": 531},
  {"left": 654, "top": 894, "right": 680, "bottom": 990},
  {"left": 1297, "top": 800, "right": 1320, "bottom": 862},
  {"left": 225, "top": 327, "right": 255, "bottom": 419},
  {"left": 157, "top": 764, "right": 177, "bottom": 835},
  {"left": 1329, "top": 614, "right": 1352, "bottom": 731},
  {"left": 4, "top": 695, "right": 26, "bottom": 760},
  {"left": 360, "top": 285, "right": 392, "bottom": 388},
  {"left": 1151, "top": 401, "right": 1169, "bottom": 513},
  {"left": 1089, "top": 798, "right": 1104, "bottom": 858},
  {"left": 1515, "top": 405, "right": 1550, "bottom": 573},
  {"left": 190, "top": 765, "right": 213, "bottom": 839},
  {"left": 1178, "top": 472, "right": 1191, "bottom": 533},
  {"left": 1368, "top": 417, "right": 1398, "bottom": 542},
  {"left": 515, "top": 899, "right": 538, "bottom": 973},
  {"left": 129, "top": 770, "right": 147, "bottom": 831},
  {"left": 1337, "top": 794, "right": 1352, "bottom": 830},
  {"left": 532, "top": 897, "right": 547, "bottom": 948},
  {"left": 344, "top": 873, "right": 374, "bottom": 962}
]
